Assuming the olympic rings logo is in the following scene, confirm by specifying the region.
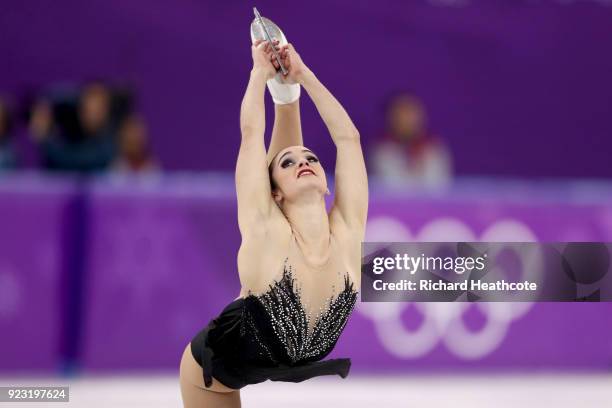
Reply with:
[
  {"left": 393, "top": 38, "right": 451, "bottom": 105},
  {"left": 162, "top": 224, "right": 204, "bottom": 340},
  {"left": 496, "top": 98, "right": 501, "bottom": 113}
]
[{"left": 358, "top": 216, "right": 541, "bottom": 360}]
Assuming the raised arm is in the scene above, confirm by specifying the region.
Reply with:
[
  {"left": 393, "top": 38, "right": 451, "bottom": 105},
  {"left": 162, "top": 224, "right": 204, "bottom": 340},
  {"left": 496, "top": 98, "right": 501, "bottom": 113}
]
[
  {"left": 236, "top": 41, "right": 278, "bottom": 236},
  {"left": 266, "top": 101, "right": 303, "bottom": 164},
  {"left": 280, "top": 44, "right": 368, "bottom": 234},
  {"left": 265, "top": 40, "right": 303, "bottom": 164}
]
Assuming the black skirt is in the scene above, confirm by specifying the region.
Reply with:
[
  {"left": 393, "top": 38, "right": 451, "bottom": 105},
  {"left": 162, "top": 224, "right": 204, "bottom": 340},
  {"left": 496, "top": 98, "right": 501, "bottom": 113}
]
[{"left": 189, "top": 298, "right": 352, "bottom": 390}]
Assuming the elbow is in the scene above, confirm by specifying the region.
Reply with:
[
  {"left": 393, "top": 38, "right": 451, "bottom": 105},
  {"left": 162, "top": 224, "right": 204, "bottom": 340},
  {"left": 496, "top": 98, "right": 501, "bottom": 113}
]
[
  {"left": 335, "top": 127, "right": 360, "bottom": 143},
  {"left": 239, "top": 111, "right": 264, "bottom": 139},
  {"left": 240, "top": 124, "right": 262, "bottom": 140},
  {"left": 239, "top": 118, "right": 253, "bottom": 136},
  {"left": 240, "top": 124, "right": 253, "bottom": 137}
]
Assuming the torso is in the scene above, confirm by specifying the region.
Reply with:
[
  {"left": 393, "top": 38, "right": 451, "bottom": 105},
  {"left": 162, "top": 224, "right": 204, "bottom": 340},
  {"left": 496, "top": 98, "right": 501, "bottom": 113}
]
[{"left": 237, "top": 211, "right": 362, "bottom": 332}]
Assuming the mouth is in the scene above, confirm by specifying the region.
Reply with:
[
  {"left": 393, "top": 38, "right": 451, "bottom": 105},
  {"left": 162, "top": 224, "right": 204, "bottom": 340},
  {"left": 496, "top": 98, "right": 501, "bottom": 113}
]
[{"left": 297, "top": 168, "right": 315, "bottom": 178}]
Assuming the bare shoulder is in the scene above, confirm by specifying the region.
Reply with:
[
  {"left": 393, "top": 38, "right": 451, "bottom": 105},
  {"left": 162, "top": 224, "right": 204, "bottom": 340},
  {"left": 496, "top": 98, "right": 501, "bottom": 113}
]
[{"left": 237, "top": 208, "right": 292, "bottom": 293}]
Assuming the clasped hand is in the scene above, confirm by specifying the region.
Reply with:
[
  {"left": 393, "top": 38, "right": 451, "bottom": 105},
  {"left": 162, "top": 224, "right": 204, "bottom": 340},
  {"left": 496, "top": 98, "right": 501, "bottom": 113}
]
[{"left": 251, "top": 39, "right": 309, "bottom": 84}]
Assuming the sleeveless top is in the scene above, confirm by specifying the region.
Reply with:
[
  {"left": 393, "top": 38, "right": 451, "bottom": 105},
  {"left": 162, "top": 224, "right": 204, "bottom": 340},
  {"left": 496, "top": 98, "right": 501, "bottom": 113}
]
[{"left": 190, "top": 238, "right": 359, "bottom": 389}]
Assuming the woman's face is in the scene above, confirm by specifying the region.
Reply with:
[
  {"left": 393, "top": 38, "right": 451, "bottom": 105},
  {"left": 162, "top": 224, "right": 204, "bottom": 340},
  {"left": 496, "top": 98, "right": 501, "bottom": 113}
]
[
  {"left": 270, "top": 145, "right": 327, "bottom": 203},
  {"left": 79, "top": 84, "right": 110, "bottom": 134},
  {"left": 119, "top": 116, "right": 147, "bottom": 158},
  {"left": 387, "top": 96, "right": 425, "bottom": 140}
]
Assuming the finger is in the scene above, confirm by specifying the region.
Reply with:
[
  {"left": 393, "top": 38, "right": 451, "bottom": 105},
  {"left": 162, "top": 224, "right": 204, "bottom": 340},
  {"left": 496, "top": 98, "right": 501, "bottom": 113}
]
[
  {"left": 265, "top": 41, "right": 274, "bottom": 54},
  {"left": 254, "top": 40, "right": 267, "bottom": 50},
  {"left": 282, "top": 57, "right": 291, "bottom": 74}
]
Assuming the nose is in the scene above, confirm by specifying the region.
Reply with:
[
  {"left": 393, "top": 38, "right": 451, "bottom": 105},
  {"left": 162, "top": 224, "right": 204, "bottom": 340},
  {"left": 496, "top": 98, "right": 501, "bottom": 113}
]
[{"left": 298, "top": 158, "right": 309, "bottom": 167}]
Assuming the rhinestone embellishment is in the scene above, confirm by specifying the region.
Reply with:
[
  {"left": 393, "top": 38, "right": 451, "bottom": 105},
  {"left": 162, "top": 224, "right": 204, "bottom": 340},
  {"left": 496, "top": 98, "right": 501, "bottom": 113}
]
[{"left": 244, "top": 260, "right": 358, "bottom": 364}]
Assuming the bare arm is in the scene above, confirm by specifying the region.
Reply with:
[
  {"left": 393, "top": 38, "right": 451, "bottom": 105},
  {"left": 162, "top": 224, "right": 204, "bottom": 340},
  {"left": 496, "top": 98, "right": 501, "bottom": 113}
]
[
  {"left": 265, "top": 42, "right": 304, "bottom": 163},
  {"left": 301, "top": 71, "right": 359, "bottom": 144},
  {"left": 267, "top": 100, "right": 303, "bottom": 164},
  {"left": 236, "top": 43, "right": 277, "bottom": 236},
  {"left": 282, "top": 44, "right": 368, "bottom": 232},
  {"left": 304, "top": 71, "right": 368, "bottom": 233}
]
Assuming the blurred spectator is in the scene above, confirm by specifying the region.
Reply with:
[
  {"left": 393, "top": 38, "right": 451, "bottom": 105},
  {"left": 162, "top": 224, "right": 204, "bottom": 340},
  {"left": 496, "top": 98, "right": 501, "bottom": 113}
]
[
  {"left": 32, "top": 82, "right": 117, "bottom": 173},
  {"left": 29, "top": 98, "right": 55, "bottom": 142},
  {"left": 112, "top": 114, "right": 159, "bottom": 173},
  {"left": 0, "top": 98, "right": 17, "bottom": 170},
  {"left": 370, "top": 92, "right": 452, "bottom": 187}
]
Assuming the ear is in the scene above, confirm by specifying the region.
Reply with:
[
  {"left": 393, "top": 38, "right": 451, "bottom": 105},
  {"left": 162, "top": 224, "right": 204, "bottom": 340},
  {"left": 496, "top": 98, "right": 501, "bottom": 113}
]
[{"left": 272, "top": 189, "right": 284, "bottom": 204}]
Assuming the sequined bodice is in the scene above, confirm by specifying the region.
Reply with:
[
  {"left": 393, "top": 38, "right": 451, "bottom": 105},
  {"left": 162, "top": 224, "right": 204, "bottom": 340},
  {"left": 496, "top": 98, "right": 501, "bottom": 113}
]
[{"left": 240, "top": 262, "right": 358, "bottom": 366}]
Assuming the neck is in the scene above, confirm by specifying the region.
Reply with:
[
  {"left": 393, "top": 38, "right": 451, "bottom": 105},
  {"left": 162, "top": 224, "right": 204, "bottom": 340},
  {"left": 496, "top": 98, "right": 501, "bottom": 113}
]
[{"left": 282, "top": 193, "right": 330, "bottom": 258}]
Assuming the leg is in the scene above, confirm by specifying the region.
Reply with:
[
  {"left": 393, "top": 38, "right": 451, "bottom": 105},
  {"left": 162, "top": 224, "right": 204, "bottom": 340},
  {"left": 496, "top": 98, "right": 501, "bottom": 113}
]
[{"left": 179, "top": 343, "right": 241, "bottom": 408}]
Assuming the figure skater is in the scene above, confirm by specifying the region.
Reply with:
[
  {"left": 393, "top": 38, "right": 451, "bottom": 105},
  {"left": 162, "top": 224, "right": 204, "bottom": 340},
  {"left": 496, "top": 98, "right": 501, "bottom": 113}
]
[{"left": 179, "top": 32, "right": 368, "bottom": 408}]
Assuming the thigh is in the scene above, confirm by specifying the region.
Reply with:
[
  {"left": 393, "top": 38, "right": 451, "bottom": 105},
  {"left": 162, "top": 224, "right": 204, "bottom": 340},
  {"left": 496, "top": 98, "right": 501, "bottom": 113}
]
[{"left": 179, "top": 343, "right": 241, "bottom": 408}]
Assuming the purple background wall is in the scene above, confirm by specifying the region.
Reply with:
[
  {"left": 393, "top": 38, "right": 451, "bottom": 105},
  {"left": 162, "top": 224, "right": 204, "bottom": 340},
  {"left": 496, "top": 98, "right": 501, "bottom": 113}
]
[
  {"left": 2, "top": 174, "right": 612, "bottom": 373},
  {"left": 1, "top": 0, "right": 612, "bottom": 178},
  {"left": 0, "top": 177, "right": 77, "bottom": 372}
]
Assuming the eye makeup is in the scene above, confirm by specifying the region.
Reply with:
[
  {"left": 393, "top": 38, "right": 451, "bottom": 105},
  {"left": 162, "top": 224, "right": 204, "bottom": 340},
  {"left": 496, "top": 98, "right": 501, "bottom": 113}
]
[
  {"left": 276, "top": 149, "right": 320, "bottom": 169},
  {"left": 281, "top": 157, "right": 295, "bottom": 168}
]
